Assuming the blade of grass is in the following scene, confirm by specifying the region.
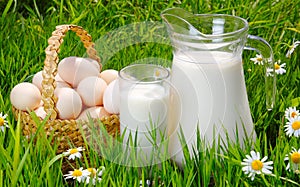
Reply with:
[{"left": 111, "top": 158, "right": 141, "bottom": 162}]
[
  {"left": 11, "top": 113, "right": 21, "bottom": 187},
  {"left": 59, "top": 0, "right": 64, "bottom": 22},
  {"left": 1, "top": 0, "right": 14, "bottom": 20},
  {"left": 11, "top": 112, "right": 50, "bottom": 186}
]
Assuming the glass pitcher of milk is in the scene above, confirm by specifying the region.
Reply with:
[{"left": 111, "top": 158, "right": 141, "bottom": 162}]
[{"left": 161, "top": 8, "right": 276, "bottom": 166}]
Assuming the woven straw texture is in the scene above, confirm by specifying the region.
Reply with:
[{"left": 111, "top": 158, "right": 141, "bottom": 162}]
[{"left": 12, "top": 24, "right": 120, "bottom": 154}]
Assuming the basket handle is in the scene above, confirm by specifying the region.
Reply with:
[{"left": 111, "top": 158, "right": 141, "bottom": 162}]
[{"left": 42, "top": 24, "right": 101, "bottom": 120}]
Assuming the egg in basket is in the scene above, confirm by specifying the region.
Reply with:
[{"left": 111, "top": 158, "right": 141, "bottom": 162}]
[{"left": 10, "top": 25, "right": 120, "bottom": 154}]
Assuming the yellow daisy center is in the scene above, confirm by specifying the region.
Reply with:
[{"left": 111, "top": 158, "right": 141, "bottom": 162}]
[
  {"left": 274, "top": 64, "right": 280, "bottom": 70},
  {"left": 291, "top": 112, "right": 298, "bottom": 118},
  {"left": 72, "top": 169, "right": 82, "bottom": 177},
  {"left": 0, "top": 117, "right": 4, "bottom": 126},
  {"left": 70, "top": 149, "right": 78, "bottom": 154},
  {"left": 292, "top": 120, "right": 300, "bottom": 130},
  {"left": 257, "top": 57, "right": 263, "bottom": 61},
  {"left": 87, "top": 168, "right": 96, "bottom": 177},
  {"left": 291, "top": 152, "right": 300, "bottom": 164},
  {"left": 251, "top": 160, "right": 263, "bottom": 171}
]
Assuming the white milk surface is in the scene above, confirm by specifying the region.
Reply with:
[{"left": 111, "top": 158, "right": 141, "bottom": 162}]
[{"left": 168, "top": 51, "right": 256, "bottom": 166}]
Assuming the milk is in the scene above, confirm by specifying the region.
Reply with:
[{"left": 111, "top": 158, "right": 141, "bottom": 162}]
[
  {"left": 120, "top": 84, "right": 169, "bottom": 164},
  {"left": 168, "top": 51, "right": 256, "bottom": 166}
]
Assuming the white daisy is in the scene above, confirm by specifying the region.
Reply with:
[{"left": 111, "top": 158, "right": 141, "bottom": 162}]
[
  {"left": 241, "top": 151, "right": 273, "bottom": 181},
  {"left": 250, "top": 54, "right": 264, "bottom": 65},
  {"left": 0, "top": 112, "right": 9, "bottom": 132},
  {"left": 139, "top": 179, "right": 151, "bottom": 187},
  {"left": 284, "top": 116, "right": 300, "bottom": 137},
  {"left": 286, "top": 40, "right": 300, "bottom": 58},
  {"left": 285, "top": 107, "right": 299, "bottom": 120},
  {"left": 266, "top": 68, "right": 274, "bottom": 77},
  {"left": 84, "top": 166, "right": 105, "bottom": 185},
  {"left": 284, "top": 147, "right": 300, "bottom": 172},
  {"left": 63, "top": 147, "right": 85, "bottom": 160},
  {"left": 64, "top": 167, "right": 90, "bottom": 183},
  {"left": 274, "top": 60, "right": 286, "bottom": 75}
]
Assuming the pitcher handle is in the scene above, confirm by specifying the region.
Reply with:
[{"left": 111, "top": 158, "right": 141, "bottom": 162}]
[{"left": 244, "top": 35, "right": 276, "bottom": 110}]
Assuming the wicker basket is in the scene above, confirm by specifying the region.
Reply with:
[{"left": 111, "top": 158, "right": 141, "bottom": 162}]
[{"left": 12, "top": 24, "right": 120, "bottom": 154}]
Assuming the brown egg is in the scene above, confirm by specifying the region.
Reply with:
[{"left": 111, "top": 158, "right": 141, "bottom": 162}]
[
  {"left": 103, "top": 79, "right": 120, "bottom": 114},
  {"left": 32, "top": 71, "right": 43, "bottom": 91},
  {"left": 77, "top": 106, "right": 109, "bottom": 121},
  {"left": 55, "top": 81, "right": 72, "bottom": 89},
  {"left": 76, "top": 76, "right": 107, "bottom": 107},
  {"left": 100, "top": 69, "right": 118, "bottom": 84},
  {"left": 34, "top": 106, "right": 47, "bottom": 119},
  {"left": 33, "top": 71, "right": 71, "bottom": 92},
  {"left": 55, "top": 74, "right": 64, "bottom": 82},
  {"left": 58, "top": 57, "right": 100, "bottom": 87},
  {"left": 10, "top": 82, "right": 41, "bottom": 111},
  {"left": 54, "top": 87, "right": 82, "bottom": 120}
]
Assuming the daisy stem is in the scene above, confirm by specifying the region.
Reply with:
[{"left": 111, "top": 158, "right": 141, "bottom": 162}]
[{"left": 261, "top": 174, "right": 270, "bottom": 187}]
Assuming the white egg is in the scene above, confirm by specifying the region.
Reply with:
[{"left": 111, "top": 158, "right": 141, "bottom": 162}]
[
  {"left": 58, "top": 57, "right": 100, "bottom": 87},
  {"left": 100, "top": 69, "right": 118, "bottom": 84},
  {"left": 54, "top": 87, "right": 82, "bottom": 120},
  {"left": 77, "top": 106, "right": 109, "bottom": 121},
  {"left": 10, "top": 82, "right": 41, "bottom": 111},
  {"left": 76, "top": 76, "right": 107, "bottom": 107},
  {"left": 103, "top": 79, "right": 120, "bottom": 114}
]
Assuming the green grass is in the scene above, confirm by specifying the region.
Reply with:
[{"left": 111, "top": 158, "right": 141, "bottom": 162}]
[{"left": 0, "top": 0, "right": 300, "bottom": 186}]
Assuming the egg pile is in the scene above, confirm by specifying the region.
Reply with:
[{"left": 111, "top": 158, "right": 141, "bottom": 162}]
[{"left": 10, "top": 56, "right": 120, "bottom": 121}]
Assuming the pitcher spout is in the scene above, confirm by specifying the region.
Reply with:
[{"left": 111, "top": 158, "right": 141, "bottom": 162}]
[{"left": 161, "top": 7, "right": 205, "bottom": 37}]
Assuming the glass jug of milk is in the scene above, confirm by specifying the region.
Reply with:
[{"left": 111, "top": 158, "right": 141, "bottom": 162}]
[{"left": 161, "top": 8, "right": 276, "bottom": 166}]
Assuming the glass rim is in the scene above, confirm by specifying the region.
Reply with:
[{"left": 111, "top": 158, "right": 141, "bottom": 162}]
[
  {"left": 118, "top": 64, "right": 170, "bottom": 84},
  {"left": 163, "top": 13, "right": 249, "bottom": 39}
]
